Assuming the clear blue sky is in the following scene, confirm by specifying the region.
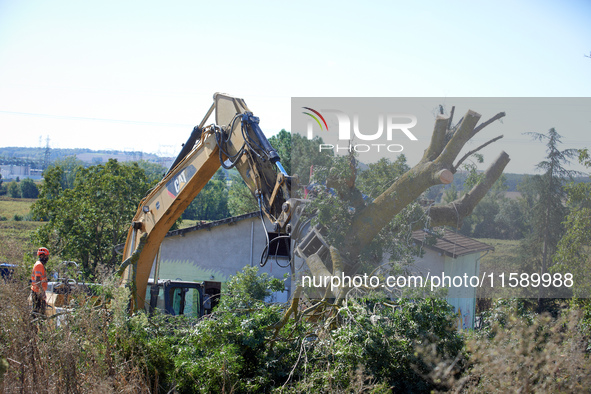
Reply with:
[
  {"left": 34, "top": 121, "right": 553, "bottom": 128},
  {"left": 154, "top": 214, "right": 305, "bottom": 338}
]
[{"left": 0, "top": 0, "right": 590, "bottom": 172}]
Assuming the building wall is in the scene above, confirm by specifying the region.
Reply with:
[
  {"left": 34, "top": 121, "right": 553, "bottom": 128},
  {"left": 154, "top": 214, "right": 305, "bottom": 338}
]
[
  {"left": 153, "top": 215, "right": 292, "bottom": 302},
  {"left": 411, "top": 249, "right": 480, "bottom": 329},
  {"left": 155, "top": 215, "right": 484, "bottom": 321},
  {"left": 412, "top": 248, "right": 445, "bottom": 277},
  {"left": 444, "top": 253, "right": 480, "bottom": 330}
]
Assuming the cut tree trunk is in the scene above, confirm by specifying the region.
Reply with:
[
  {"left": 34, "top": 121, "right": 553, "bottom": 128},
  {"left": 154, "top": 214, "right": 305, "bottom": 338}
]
[{"left": 303, "top": 108, "right": 510, "bottom": 283}]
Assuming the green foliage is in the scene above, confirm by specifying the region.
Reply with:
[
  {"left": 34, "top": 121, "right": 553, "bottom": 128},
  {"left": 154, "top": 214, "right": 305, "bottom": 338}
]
[
  {"left": 19, "top": 178, "right": 39, "bottom": 198},
  {"left": 45, "top": 156, "right": 86, "bottom": 190},
  {"left": 287, "top": 298, "right": 464, "bottom": 392},
  {"left": 228, "top": 174, "right": 259, "bottom": 216},
  {"left": 182, "top": 169, "right": 230, "bottom": 221},
  {"left": 227, "top": 130, "right": 334, "bottom": 216},
  {"left": 7, "top": 181, "right": 20, "bottom": 198},
  {"left": 477, "top": 298, "right": 537, "bottom": 337},
  {"left": 108, "top": 268, "right": 464, "bottom": 393},
  {"left": 554, "top": 148, "right": 591, "bottom": 297},
  {"left": 357, "top": 156, "right": 410, "bottom": 198},
  {"left": 517, "top": 130, "right": 578, "bottom": 304},
  {"left": 442, "top": 182, "right": 458, "bottom": 204},
  {"left": 109, "top": 312, "right": 180, "bottom": 391},
  {"left": 462, "top": 174, "right": 526, "bottom": 240},
  {"left": 306, "top": 154, "right": 424, "bottom": 268},
  {"left": 31, "top": 159, "right": 152, "bottom": 277},
  {"left": 268, "top": 129, "right": 292, "bottom": 175},
  {"left": 175, "top": 303, "right": 286, "bottom": 392},
  {"left": 150, "top": 267, "right": 290, "bottom": 392},
  {"left": 462, "top": 153, "right": 485, "bottom": 190},
  {"left": 217, "top": 266, "right": 285, "bottom": 310},
  {"left": 130, "top": 160, "right": 166, "bottom": 185},
  {"left": 271, "top": 130, "right": 333, "bottom": 185}
]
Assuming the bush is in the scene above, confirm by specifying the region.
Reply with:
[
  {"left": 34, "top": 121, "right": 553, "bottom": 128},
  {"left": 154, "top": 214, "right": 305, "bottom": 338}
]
[
  {"left": 456, "top": 301, "right": 591, "bottom": 392},
  {"left": 20, "top": 178, "right": 39, "bottom": 199},
  {"left": 7, "top": 181, "right": 20, "bottom": 198},
  {"left": 285, "top": 298, "right": 464, "bottom": 392}
]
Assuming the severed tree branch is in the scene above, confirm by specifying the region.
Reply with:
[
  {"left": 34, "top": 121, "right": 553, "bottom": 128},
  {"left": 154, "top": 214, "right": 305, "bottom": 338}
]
[
  {"left": 429, "top": 151, "right": 511, "bottom": 228},
  {"left": 422, "top": 115, "right": 450, "bottom": 162},
  {"left": 436, "top": 110, "right": 482, "bottom": 166},
  {"left": 339, "top": 109, "right": 508, "bottom": 264}
]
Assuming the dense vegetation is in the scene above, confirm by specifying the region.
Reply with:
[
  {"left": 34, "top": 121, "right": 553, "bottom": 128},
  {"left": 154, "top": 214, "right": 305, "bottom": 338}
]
[
  {"left": 1, "top": 127, "right": 591, "bottom": 392},
  {"left": 1, "top": 265, "right": 590, "bottom": 393}
]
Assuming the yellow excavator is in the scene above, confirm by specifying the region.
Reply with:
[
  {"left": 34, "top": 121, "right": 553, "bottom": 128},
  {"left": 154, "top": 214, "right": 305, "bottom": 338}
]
[{"left": 118, "top": 93, "right": 300, "bottom": 312}]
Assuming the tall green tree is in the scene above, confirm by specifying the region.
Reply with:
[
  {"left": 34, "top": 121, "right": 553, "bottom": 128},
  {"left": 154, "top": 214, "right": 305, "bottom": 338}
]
[
  {"left": 45, "top": 156, "right": 85, "bottom": 190},
  {"left": 519, "top": 129, "right": 579, "bottom": 305},
  {"left": 268, "top": 129, "right": 292, "bottom": 175},
  {"left": 268, "top": 129, "right": 333, "bottom": 185},
  {"left": 554, "top": 149, "right": 591, "bottom": 297},
  {"left": 357, "top": 156, "right": 410, "bottom": 198},
  {"left": 32, "top": 159, "right": 152, "bottom": 276},
  {"left": 131, "top": 160, "right": 166, "bottom": 185}
]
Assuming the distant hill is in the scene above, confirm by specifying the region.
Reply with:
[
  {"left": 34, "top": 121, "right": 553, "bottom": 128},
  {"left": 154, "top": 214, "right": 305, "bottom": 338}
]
[
  {"left": 0, "top": 146, "right": 173, "bottom": 168},
  {"left": 0, "top": 146, "right": 175, "bottom": 180}
]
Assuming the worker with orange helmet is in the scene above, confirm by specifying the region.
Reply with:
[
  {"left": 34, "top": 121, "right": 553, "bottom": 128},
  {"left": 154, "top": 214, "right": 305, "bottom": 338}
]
[{"left": 31, "top": 247, "right": 49, "bottom": 316}]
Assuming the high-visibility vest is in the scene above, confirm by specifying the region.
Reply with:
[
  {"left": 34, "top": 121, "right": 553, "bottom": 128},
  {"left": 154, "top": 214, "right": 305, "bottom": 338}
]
[{"left": 31, "top": 261, "right": 47, "bottom": 293}]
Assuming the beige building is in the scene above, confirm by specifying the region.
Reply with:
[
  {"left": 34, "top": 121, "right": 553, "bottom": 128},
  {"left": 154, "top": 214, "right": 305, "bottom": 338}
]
[
  {"left": 152, "top": 212, "right": 292, "bottom": 302},
  {"left": 153, "top": 214, "right": 492, "bottom": 328},
  {"left": 411, "top": 230, "right": 493, "bottom": 329}
]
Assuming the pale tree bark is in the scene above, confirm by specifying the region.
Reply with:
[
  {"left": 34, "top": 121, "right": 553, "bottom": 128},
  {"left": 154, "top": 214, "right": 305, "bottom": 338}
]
[{"left": 302, "top": 108, "right": 510, "bottom": 289}]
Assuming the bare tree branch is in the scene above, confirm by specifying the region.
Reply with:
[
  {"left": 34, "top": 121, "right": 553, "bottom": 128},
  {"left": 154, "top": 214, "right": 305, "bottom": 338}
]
[
  {"left": 447, "top": 106, "right": 455, "bottom": 130},
  {"left": 453, "top": 135, "right": 504, "bottom": 173},
  {"left": 471, "top": 112, "right": 506, "bottom": 138}
]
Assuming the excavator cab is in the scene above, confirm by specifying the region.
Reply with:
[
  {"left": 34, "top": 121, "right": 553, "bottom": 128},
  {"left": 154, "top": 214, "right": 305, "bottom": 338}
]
[{"left": 146, "top": 279, "right": 221, "bottom": 317}]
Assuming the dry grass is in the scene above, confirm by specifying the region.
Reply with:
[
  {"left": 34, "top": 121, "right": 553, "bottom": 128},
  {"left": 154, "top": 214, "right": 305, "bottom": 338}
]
[
  {"left": 0, "top": 221, "right": 42, "bottom": 263},
  {"left": 456, "top": 310, "right": 591, "bottom": 393},
  {"left": 474, "top": 238, "right": 525, "bottom": 299},
  {"left": 0, "top": 197, "right": 36, "bottom": 218},
  {"left": 0, "top": 274, "right": 151, "bottom": 393},
  {"left": 476, "top": 238, "right": 521, "bottom": 273}
]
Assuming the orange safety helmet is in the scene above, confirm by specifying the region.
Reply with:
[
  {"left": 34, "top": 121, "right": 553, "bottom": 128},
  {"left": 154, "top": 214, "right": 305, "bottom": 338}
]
[{"left": 37, "top": 247, "right": 49, "bottom": 257}]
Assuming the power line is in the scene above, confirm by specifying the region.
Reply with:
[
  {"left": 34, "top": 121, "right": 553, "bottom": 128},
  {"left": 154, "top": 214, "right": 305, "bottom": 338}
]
[{"left": 0, "top": 110, "right": 193, "bottom": 128}]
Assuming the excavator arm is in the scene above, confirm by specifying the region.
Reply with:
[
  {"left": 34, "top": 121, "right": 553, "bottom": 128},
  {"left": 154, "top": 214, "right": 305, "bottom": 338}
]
[{"left": 119, "top": 93, "right": 296, "bottom": 310}]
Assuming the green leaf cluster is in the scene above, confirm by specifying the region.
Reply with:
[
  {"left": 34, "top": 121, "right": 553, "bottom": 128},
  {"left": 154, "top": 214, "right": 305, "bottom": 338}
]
[
  {"left": 31, "top": 159, "right": 153, "bottom": 277},
  {"left": 106, "top": 268, "right": 464, "bottom": 393},
  {"left": 182, "top": 169, "right": 230, "bottom": 221},
  {"left": 554, "top": 148, "right": 591, "bottom": 297}
]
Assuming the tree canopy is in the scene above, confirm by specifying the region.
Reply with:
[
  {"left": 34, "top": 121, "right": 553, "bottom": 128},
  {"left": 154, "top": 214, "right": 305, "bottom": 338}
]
[
  {"left": 32, "top": 159, "right": 153, "bottom": 276},
  {"left": 182, "top": 169, "right": 230, "bottom": 221}
]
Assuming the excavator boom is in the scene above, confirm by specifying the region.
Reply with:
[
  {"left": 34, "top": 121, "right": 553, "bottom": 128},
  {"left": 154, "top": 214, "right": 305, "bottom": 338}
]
[{"left": 119, "top": 93, "right": 295, "bottom": 310}]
